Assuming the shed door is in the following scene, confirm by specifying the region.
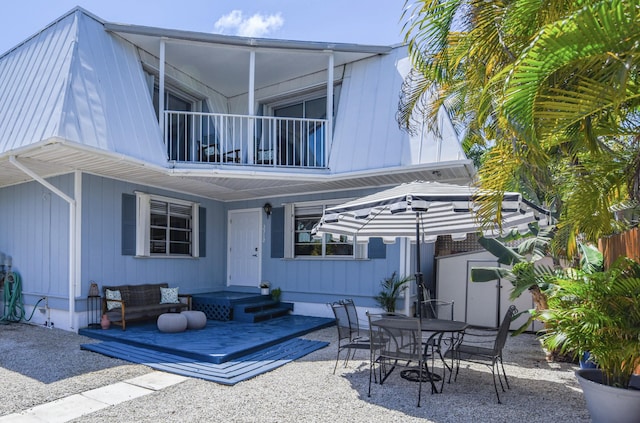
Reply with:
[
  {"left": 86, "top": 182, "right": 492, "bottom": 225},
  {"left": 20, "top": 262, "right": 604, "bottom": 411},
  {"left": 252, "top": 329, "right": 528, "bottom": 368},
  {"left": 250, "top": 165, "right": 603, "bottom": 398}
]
[
  {"left": 466, "top": 260, "right": 500, "bottom": 327},
  {"left": 227, "top": 209, "right": 262, "bottom": 287}
]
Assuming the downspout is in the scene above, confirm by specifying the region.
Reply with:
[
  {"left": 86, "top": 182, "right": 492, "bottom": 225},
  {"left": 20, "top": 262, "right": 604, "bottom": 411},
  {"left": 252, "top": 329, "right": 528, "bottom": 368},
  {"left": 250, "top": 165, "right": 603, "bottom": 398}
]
[{"left": 9, "top": 156, "right": 80, "bottom": 330}]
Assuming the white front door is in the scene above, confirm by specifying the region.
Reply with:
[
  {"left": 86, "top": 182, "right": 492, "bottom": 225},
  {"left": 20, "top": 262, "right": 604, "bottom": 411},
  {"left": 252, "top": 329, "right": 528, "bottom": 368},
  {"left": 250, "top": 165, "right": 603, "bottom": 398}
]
[{"left": 227, "top": 209, "right": 262, "bottom": 287}]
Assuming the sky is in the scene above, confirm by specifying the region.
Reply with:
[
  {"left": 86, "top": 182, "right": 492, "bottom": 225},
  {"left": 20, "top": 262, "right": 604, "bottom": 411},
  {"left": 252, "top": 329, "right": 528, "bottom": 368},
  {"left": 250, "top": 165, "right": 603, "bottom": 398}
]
[{"left": 0, "top": 1, "right": 409, "bottom": 55}]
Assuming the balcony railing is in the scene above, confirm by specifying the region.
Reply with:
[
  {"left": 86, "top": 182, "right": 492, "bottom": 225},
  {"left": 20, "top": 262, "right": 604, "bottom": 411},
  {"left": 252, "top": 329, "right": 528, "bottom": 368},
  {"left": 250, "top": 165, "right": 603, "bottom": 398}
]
[{"left": 164, "top": 111, "right": 328, "bottom": 168}]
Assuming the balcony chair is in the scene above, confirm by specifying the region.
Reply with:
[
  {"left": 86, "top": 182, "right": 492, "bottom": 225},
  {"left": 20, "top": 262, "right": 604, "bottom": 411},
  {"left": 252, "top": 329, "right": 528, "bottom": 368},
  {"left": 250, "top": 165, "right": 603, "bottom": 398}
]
[
  {"left": 200, "top": 144, "right": 240, "bottom": 163},
  {"left": 445, "top": 305, "right": 517, "bottom": 403}
]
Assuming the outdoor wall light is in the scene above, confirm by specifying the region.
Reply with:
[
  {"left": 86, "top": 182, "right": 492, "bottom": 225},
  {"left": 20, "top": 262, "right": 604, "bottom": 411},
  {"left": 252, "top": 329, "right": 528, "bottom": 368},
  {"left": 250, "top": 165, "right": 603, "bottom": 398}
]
[{"left": 263, "top": 203, "right": 273, "bottom": 217}]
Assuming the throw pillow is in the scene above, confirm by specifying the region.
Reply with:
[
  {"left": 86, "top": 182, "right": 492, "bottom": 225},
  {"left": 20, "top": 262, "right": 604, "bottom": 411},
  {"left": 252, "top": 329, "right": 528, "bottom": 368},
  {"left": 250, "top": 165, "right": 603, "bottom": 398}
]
[
  {"left": 160, "top": 287, "right": 179, "bottom": 304},
  {"left": 105, "top": 289, "right": 122, "bottom": 311}
]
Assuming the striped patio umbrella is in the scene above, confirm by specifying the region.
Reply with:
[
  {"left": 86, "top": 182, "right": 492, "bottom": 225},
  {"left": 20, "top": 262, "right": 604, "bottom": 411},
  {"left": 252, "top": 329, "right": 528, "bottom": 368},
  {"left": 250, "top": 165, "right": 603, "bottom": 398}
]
[{"left": 314, "top": 181, "right": 551, "bottom": 316}]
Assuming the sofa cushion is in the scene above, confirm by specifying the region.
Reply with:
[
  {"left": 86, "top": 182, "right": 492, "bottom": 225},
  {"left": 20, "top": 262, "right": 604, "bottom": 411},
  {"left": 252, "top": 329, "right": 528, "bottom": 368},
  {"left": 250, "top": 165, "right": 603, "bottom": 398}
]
[
  {"left": 160, "top": 287, "right": 179, "bottom": 304},
  {"left": 105, "top": 289, "right": 122, "bottom": 311}
]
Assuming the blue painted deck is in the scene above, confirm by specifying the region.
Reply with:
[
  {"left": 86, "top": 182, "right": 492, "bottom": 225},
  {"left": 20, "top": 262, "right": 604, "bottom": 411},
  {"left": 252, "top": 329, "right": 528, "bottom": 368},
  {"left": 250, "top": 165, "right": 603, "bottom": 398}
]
[
  {"left": 79, "top": 314, "right": 334, "bottom": 364},
  {"left": 81, "top": 337, "right": 329, "bottom": 385}
]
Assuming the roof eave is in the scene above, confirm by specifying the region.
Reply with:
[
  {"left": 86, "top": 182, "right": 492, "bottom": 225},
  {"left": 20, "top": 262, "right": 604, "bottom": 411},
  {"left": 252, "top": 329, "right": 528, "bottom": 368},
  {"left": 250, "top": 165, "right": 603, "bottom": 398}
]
[{"left": 104, "top": 22, "right": 393, "bottom": 54}]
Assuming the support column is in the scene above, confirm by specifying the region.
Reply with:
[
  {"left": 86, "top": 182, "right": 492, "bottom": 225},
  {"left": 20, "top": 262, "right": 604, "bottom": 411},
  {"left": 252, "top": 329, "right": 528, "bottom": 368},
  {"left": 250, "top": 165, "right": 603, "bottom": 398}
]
[
  {"left": 248, "top": 50, "right": 256, "bottom": 163},
  {"left": 326, "top": 52, "right": 334, "bottom": 167},
  {"left": 159, "top": 38, "right": 166, "bottom": 135}
]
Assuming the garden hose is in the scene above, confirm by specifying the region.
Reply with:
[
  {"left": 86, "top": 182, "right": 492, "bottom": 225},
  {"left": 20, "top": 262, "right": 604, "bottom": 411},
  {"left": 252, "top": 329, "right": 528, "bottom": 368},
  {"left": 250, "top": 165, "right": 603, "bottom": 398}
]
[
  {"left": 0, "top": 272, "right": 46, "bottom": 324},
  {"left": 1, "top": 272, "right": 29, "bottom": 323}
]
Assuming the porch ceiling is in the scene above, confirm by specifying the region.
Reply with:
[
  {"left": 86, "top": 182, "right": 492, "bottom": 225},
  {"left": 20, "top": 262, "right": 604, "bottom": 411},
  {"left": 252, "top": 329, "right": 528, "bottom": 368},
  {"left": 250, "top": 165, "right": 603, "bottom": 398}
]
[
  {"left": 105, "top": 23, "right": 392, "bottom": 98},
  {"left": 0, "top": 142, "right": 475, "bottom": 202}
]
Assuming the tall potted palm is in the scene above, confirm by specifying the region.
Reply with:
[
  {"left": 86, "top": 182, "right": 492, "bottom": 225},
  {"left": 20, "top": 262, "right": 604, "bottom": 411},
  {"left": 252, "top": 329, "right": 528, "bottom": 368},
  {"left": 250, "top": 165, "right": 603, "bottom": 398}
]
[
  {"left": 534, "top": 257, "right": 640, "bottom": 423},
  {"left": 373, "top": 272, "right": 412, "bottom": 313}
]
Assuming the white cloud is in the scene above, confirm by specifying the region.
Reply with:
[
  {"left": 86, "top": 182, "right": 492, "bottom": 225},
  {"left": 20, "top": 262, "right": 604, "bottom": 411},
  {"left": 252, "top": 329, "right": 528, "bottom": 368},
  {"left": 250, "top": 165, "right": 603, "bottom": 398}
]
[{"left": 214, "top": 10, "right": 284, "bottom": 37}]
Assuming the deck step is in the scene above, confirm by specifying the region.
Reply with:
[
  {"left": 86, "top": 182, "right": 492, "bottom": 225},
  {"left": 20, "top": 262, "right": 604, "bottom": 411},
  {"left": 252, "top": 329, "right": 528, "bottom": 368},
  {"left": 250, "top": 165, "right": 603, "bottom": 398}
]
[
  {"left": 232, "top": 301, "right": 294, "bottom": 323},
  {"left": 234, "top": 306, "right": 290, "bottom": 323},
  {"left": 237, "top": 299, "right": 279, "bottom": 313},
  {"left": 81, "top": 337, "right": 328, "bottom": 385}
]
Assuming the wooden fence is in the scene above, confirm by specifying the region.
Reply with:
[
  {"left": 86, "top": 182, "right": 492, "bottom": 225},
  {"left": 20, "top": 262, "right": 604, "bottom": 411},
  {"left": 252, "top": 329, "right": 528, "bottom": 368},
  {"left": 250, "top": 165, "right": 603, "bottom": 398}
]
[{"left": 598, "top": 227, "right": 640, "bottom": 269}]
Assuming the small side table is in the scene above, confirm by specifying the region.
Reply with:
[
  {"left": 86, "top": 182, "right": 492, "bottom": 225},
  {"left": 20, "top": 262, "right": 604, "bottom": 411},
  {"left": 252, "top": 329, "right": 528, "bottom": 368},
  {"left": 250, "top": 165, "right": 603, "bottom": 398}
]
[
  {"left": 178, "top": 294, "right": 192, "bottom": 310},
  {"left": 87, "top": 295, "right": 101, "bottom": 328}
]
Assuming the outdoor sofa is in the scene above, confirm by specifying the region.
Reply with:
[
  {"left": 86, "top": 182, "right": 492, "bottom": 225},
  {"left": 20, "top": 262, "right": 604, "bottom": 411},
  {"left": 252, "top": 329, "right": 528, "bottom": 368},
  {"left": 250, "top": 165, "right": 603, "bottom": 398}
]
[{"left": 101, "top": 283, "right": 189, "bottom": 330}]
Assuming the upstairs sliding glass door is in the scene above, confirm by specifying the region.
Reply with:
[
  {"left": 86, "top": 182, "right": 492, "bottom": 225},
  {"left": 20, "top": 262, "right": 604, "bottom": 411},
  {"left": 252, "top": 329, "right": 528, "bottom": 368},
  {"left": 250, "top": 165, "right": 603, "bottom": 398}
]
[{"left": 274, "top": 96, "right": 326, "bottom": 167}]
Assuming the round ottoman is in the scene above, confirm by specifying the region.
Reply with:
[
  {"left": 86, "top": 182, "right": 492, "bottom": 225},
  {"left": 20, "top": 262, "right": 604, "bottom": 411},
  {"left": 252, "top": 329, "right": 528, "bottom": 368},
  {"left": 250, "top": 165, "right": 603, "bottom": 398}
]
[
  {"left": 157, "top": 313, "right": 188, "bottom": 333},
  {"left": 181, "top": 310, "right": 207, "bottom": 330}
]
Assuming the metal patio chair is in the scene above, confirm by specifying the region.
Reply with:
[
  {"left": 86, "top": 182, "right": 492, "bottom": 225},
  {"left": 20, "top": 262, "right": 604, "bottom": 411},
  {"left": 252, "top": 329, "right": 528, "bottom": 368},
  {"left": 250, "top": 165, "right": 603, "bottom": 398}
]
[
  {"left": 330, "top": 300, "right": 370, "bottom": 373},
  {"left": 446, "top": 305, "right": 517, "bottom": 403},
  {"left": 367, "top": 312, "right": 431, "bottom": 407},
  {"left": 421, "top": 299, "right": 454, "bottom": 320},
  {"left": 420, "top": 297, "right": 457, "bottom": 383}
]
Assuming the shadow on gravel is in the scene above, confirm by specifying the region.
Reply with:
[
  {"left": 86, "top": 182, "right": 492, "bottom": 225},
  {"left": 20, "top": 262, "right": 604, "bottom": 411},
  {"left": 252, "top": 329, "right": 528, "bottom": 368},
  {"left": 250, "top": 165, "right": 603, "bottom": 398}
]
[
  {"left": 342, "top": 358, "right": 589, "bottom": 422},
  {"left": 0, "top": 322, "right": 132, "bottom": 384}
]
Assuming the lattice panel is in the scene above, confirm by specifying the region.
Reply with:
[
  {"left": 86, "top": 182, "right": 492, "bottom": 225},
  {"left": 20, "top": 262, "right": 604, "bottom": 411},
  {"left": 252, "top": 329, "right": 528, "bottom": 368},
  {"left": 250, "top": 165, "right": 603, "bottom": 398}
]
[
  {"left": 436, "top": 233, "right": 483, "bottom": 257},
  {"left": 194, "top": 303, "right": 231, "bottom": 321}
]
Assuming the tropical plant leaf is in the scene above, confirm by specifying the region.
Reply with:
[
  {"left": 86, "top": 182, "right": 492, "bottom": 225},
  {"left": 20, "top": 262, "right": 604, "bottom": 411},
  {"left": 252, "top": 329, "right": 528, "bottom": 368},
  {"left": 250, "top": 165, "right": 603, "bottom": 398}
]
[
  {"left": 477, "top": 236, "right": 523, "bottom": 265},
  {"left": 470, "top": 267, "right": 514, "bottom": 283},
  {"left": 578, "top": 243, "right": 604, "bottom": 273}
]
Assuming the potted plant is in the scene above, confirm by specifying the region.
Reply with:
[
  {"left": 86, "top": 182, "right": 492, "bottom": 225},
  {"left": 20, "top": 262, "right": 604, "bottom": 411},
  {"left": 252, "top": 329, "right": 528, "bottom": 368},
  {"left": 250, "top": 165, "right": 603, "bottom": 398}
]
[
  {"left": 533, "top": 256, "right": 640, "bottom": 423},
  {"left": 259, "top": 281, "right": 270, "bottom": 296},
  {"left": 271, "top": 287, "right": 282, "bottom": 303},
  {"left": 373, "top": 271, "right": 412, "bottom": 313}
]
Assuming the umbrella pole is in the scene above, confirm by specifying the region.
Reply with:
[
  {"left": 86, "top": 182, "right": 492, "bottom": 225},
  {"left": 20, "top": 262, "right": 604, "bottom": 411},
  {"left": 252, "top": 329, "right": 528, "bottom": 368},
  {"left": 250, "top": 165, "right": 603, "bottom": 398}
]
[{"left": 415, "top": 212, "right": 423, "bottom": 319}]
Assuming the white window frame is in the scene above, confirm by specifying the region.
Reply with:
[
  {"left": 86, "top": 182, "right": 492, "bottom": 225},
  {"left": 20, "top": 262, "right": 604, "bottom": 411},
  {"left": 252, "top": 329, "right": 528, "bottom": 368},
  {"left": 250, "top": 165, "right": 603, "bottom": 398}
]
[
  {"left": 284, "top": 200, "right": 367, "bottom": 260},
  {"left": 135, "top": 192, "right": 200, "bottom": 258}
]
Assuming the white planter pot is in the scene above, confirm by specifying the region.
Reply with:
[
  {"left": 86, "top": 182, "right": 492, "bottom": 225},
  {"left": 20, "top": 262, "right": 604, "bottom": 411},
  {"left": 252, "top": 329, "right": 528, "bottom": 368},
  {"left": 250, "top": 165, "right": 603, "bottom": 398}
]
[
  {"left": 576, "top": 369, "right": 640, "bottom": 423},
  {"left": 261, "top": 288, "right": 270, "bottom": 296}
]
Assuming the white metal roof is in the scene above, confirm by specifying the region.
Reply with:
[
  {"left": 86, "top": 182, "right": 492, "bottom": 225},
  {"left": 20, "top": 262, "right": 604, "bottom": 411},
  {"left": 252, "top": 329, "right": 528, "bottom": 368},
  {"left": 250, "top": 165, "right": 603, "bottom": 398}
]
[{"left": 0, "top": 7, "right": 475, "bottom": 201}]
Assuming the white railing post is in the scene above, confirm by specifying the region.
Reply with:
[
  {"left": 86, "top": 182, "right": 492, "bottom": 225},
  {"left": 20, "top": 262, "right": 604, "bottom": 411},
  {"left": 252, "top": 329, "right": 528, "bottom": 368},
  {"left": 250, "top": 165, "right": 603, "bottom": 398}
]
[
  {"left": 248, "top": 50, "right": 256, "bottom": 164},
  {"left": 159, "top": 39, "right": 166, "bottom": 140},
  {"left": 326, "top": 52, "right": 334, "bottom": 168}
]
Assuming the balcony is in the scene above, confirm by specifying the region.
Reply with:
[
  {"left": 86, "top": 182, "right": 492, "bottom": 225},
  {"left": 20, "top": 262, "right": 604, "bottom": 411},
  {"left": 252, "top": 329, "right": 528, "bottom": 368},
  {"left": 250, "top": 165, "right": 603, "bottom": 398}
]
[{"left": 164, "top": 111, "right": 328, "bottom": 169}]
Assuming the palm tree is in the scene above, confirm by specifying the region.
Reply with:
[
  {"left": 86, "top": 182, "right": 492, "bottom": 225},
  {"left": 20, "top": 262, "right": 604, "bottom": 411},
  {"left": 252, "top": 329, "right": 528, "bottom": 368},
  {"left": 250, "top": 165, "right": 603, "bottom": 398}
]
[
  {"left": 399, "top": 0, "right": 640, "bottom": 254},
  {"left": 496, "top": 0, "right": 640, "bottom": 249}
]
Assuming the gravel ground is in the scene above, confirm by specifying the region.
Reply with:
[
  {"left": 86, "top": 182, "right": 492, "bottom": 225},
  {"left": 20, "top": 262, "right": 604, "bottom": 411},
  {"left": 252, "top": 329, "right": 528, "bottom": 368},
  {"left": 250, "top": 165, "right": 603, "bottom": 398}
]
[{"left": 0, "top": 321, "right": 590, "bottom": 422}]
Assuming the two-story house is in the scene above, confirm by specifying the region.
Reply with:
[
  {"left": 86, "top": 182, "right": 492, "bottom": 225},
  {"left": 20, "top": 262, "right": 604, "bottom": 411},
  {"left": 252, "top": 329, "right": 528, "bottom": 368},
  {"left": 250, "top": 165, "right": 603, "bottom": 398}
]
[{"left": 0, "top": 8, "right": 474, "bottom": 331}]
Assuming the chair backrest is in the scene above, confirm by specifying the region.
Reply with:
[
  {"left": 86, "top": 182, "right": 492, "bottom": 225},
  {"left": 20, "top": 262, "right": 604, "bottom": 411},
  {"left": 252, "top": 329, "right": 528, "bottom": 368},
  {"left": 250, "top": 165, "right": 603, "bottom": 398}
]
[
  {"left": 330, "top": 302, "right": 352, "bottom": 342},
  {"left": 369, "top": 314, "right": 423, "bottom": 361},
  {"left": 494, "top": 305, "right": 517, "bottom": 353},
  {"left": 341, "top": 299, "right": 362, "bottom": 338},
  {"left": 422, "top": 299, "right": 454, "bottom": 320}
]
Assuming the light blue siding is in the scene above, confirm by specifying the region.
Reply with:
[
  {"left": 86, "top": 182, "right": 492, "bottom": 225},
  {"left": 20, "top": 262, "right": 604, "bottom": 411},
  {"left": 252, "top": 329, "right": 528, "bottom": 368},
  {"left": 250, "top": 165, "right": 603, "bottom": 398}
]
[
  {"left": 0, "top": 175, "right": 72, "bottom": 309},
  {"left": 226, "top": 189, "right": 422, "bottom": 308},
  {"left": 81, "top": 174, "right": 227, "bottom": 295}
]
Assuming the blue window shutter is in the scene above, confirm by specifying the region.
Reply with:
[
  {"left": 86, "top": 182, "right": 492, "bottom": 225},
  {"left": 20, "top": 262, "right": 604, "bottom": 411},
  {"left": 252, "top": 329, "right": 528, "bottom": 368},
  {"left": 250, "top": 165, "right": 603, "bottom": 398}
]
[
  {"left": 368, "top": 238, "right": 386, "bottom": 259},
  {"left": 199, "top": 206, "right": 206, "bottom": 257},
  {"left": 271, "top": 207, "right": 284, "bottom": 258},
  {"left": 121, "top": 194, "right": 136, "bottom": 256}
]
